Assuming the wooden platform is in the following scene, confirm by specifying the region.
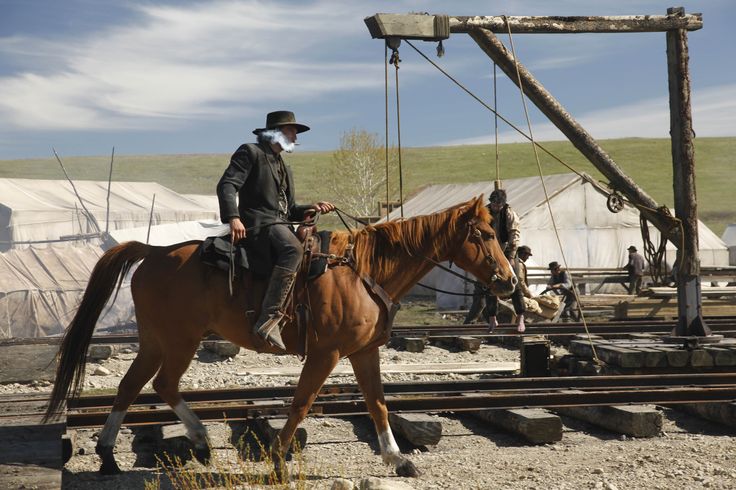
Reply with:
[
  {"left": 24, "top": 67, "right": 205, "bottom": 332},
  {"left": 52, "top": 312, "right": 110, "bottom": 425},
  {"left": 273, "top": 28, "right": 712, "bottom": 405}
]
[
  {"left": 0, "top": 394, "right": 65, "bottom": 490},
  {"left": 568, "top": 336, "right": 736, "bottom": 373}
]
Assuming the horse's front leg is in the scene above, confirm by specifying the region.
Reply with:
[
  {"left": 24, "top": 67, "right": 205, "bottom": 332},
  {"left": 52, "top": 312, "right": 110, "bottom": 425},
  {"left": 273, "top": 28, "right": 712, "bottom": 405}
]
[
  {"left": 270, "top": 349, "right": 339, "bottom": 482},
  {"left": 348, "top": 347, "right": 420, "bottom": 477}
]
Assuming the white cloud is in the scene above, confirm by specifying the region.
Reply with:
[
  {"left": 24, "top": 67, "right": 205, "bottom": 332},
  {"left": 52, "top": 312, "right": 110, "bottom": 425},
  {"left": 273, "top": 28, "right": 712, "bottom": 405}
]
[
  {"left": 441, "top": 83, "right": 736, "bottom": 145},
  {"left": 0, "top": 0, "right": 379, "bottom": 131}
]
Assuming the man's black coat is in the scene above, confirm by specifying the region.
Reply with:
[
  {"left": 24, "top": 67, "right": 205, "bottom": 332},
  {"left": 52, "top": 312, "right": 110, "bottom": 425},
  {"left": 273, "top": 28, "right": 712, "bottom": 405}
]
[{"left": 216, "top": 142, "right": 312, "bottom": 274}]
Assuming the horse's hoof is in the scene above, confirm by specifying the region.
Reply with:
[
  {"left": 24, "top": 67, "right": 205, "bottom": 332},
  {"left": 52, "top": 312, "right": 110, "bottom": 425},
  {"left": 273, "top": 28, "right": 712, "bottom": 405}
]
[
  {"left": 270, "top": 456, "right": 290, "bottom": 483},
  {"left": 96, "top": 445, "right": 121, "bottom": 475},
  {"left": 396, "top": 458, "right": 421, "bottom": 477},
  {"left": 194, "top": 445, "right": 211, "bottom": 466}
]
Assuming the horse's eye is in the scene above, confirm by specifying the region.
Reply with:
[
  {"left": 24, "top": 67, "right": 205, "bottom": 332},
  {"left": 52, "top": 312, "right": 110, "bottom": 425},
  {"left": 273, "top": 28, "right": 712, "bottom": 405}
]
[{"left": 481, "top": 231, "right": 494, "bottom": 240}]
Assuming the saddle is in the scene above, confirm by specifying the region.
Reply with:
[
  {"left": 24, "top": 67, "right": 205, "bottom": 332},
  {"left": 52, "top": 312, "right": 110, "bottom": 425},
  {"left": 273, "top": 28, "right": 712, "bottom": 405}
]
[{"left": 199, "top": 227, "right": 331, "bottom": 282}]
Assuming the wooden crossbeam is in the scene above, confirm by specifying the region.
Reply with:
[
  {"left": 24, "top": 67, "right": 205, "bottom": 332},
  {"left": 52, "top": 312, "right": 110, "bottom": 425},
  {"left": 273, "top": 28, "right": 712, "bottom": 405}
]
[{"left": 450, "top": 13, "right": 703, "bottom": 34}]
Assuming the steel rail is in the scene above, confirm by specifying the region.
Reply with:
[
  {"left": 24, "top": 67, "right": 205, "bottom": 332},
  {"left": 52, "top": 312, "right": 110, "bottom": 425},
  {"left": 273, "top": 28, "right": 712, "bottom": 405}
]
[
  {"left": 67, "top": 373, "right": 736, "bottom": 412},
  {"left": 66, "top": 385, "right": 736, "bottom": 427}
]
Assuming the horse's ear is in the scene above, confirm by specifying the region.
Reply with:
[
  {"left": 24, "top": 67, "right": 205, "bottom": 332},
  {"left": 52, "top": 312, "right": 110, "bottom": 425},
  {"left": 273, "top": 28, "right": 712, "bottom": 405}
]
[{"left": 470, "top": 195, "right": 486, "bottom": 216}]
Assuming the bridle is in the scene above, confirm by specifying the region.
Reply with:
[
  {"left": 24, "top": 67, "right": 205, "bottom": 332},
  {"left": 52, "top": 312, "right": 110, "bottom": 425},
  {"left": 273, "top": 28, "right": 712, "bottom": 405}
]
[{"left": 466, "top": 219, "right": 501, "bottom": 282}]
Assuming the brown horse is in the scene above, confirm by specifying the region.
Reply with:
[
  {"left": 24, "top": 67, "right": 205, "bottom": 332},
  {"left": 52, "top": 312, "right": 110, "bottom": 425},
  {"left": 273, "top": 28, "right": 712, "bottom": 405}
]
[{"left": 45, "top": 196, "right": 515, "bottom": 478}]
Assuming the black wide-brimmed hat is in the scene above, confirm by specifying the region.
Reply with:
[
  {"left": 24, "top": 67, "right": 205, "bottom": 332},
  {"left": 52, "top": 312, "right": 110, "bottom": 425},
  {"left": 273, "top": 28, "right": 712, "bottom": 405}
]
[
  {"left": 548, "top": 261, "right": 560, "bottom": 270},
  {"left": 628, "top": 245, "right": 638, "bottom": 252},
  {"left": 518, "top": 245, "right": 532, "bottom": 256},
  {"left": 253, "top": 110, "right": 310, "bottom": 135}
]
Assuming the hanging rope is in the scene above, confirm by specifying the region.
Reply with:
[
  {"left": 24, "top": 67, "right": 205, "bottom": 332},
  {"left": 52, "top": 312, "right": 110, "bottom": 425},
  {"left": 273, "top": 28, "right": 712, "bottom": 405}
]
[
  {"left": 384, "top": 42, "right": 391, "bottom": 218},
  {"left": 390, "top": 43, "right": 405, "bottom": 219},
  {"left": 501, "top": 18, "right": 599, "bottom": 364},
  {"left": 640, "top": 212, "right": 672, "bottom": 286},
  {"left": 493, "top": 63, "right": 500, "bottom": 185}
]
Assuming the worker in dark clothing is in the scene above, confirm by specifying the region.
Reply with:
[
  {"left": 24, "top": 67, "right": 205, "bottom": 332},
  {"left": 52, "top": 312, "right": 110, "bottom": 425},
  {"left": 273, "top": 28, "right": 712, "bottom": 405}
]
[
  {"left": 624, "top": 245, "right": 646, "bottom": 295},
  {"left": 464, "top": 189, "right": 526, "bottom": 332},
  {"left": 217, "top": 111, "right": 335, "bottom": 350},
  {"left": 547, "top": 261, "right": 579, "bottom": 321}
]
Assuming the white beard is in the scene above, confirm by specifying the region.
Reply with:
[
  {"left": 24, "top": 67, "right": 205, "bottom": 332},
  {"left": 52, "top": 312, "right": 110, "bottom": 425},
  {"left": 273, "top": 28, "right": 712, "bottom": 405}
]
[{"left": 260, "top": 129, "right": 296, "bottom": 153}]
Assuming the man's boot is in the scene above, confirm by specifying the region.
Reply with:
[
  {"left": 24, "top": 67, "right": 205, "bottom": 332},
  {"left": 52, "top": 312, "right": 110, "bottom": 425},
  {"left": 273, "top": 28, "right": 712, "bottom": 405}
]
[{"left": 253, "top": 266, "right": 297, "bottom": 350}]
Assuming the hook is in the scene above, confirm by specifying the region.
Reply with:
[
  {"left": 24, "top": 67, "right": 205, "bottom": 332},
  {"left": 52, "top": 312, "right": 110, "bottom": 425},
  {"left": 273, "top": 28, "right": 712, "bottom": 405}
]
[{"left": 436, "top": 40, "right": 445, "bottom": 58}]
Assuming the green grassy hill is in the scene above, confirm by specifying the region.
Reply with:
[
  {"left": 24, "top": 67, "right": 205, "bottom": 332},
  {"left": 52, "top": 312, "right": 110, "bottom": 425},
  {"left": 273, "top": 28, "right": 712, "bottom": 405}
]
[{"left": 1, "top": 137, "right": 733, "bottom": 234}]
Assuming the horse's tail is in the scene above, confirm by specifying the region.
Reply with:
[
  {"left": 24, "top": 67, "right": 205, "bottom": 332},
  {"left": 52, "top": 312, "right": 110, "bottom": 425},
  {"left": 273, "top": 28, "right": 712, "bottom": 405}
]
[{"left": 43, "top": 241, "right": 152, "bottom": 422}]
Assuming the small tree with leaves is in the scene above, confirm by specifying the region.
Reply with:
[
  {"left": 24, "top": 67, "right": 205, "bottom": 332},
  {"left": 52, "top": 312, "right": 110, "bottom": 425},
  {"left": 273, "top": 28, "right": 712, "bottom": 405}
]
[{"left": 329, "top": 129, "right": 395, "bottom": 217}]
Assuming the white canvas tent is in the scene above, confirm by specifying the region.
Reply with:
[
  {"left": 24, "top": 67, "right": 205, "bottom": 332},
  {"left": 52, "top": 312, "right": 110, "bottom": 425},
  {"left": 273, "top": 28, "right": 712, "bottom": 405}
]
[
  {"left": 0, "top": 244, "right": 133, "bottom": 338},
  {"left": 385, "top": 173, "right": 728, "bottom": 309},
  {"left": 108, "top": 220, "right": 229, "bottom": 247},
  {"left": 0, "top": 179, "right": 219, "bottom": 251},
  {"left": 723, "top": 224, "right": 736, "bottom": 265}
]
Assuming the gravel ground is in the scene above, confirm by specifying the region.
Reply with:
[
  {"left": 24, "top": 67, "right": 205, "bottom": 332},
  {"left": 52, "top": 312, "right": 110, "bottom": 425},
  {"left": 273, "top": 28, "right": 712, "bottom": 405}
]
[{"left": 4, "top": 339, "right": 736, "bottom": 489}]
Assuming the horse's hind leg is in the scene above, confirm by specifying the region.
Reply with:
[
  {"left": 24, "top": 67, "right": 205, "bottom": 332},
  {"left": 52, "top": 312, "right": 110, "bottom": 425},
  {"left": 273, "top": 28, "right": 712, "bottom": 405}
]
[
  {"left": 96, "top": 335, "right": 163, "bottom": 474},
  {"left": 151, "top": 335, "right": 211, "bottom": 464},
  {"left": 349, "top": 347, "right": 420, "bottom": 477}
]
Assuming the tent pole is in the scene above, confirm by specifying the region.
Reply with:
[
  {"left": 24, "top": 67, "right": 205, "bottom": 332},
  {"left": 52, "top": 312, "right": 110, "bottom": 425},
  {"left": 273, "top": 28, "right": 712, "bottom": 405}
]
[
  {"left": 146, "top": 194, "right": 156, "bottom": 245},
  {"left": 105, "top": 147, "right": 115, "bottom": 235}
]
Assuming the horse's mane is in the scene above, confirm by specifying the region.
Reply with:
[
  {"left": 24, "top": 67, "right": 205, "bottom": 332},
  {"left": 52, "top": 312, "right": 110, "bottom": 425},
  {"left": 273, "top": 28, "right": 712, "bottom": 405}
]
[{"left": 330, "top": 198, "right": 490, "bottom": 281}]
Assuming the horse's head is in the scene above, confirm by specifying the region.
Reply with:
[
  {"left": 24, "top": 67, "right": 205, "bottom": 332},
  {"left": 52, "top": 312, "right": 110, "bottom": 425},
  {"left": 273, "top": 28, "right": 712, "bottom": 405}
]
[{"left": 449, "top": 196, "right": 517, "bottom": 296}]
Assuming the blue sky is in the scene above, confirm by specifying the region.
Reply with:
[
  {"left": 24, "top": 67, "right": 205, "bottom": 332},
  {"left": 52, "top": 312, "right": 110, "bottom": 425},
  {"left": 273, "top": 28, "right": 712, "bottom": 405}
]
[{"left": 0, "top": 0, "right": 733, "bottom": 159}]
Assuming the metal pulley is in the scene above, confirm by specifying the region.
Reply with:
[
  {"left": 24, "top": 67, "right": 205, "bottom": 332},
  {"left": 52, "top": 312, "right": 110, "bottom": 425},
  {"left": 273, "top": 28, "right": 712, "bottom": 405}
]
[{"left": 606, "top": 191, "right": 625, "bottom": 213}]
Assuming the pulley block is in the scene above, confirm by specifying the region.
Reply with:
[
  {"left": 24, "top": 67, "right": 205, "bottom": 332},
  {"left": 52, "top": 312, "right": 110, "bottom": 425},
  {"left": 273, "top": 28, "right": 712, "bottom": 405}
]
[{"left": 606, "top": 191, "right": 625, "bottom": 213}]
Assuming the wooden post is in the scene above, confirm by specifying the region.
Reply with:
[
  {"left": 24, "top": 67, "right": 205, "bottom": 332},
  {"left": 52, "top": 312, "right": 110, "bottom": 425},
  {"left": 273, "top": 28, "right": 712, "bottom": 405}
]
[
  {"left": 466, "top": 28, "right": 679, "bottom": 242},
  {"left": 666, "top": 7, "right": 710, "bottom": 337}
]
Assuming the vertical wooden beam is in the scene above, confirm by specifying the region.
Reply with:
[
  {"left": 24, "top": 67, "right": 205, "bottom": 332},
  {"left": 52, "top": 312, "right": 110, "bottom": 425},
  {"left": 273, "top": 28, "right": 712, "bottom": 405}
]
[
  {"left": 666, "top": 7, "right": 710, "bottom": 337},
  {"left": 466, "top": 28, "right": 679, "bottom": 242}
]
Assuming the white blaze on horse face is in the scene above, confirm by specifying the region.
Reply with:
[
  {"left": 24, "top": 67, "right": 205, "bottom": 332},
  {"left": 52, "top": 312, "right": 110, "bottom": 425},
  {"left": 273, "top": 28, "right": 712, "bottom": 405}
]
[
  {"left": 98, "top": 409, "right": 126, "bottom": 448},
  {"left": 172, "top": 400, "right": 208, "bottom": 446},
  {"left": 377, "top": 429, "right": 402, "bottom": 465}
]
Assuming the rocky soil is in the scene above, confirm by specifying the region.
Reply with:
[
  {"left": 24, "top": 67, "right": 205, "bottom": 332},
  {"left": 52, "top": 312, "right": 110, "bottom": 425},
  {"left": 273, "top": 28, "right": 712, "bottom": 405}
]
[{"left": 4, "top": 332, "right": 736, "bottom": 489}]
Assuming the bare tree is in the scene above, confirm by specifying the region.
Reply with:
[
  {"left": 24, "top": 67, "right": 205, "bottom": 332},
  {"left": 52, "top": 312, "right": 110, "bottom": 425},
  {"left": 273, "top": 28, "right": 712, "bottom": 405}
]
[{"left": 329, "top": 129, "right": 394, "bottom": 217}]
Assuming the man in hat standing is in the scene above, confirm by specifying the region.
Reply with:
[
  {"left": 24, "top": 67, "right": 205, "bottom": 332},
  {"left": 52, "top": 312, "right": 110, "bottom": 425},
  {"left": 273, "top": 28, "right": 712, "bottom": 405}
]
[
  {"left": 217, "top": 110, "right": 335, "bottom": 350},
  {"left": 624, "top": 245, "right": 646, "bottom": 295},
  {"left": 464, "top": 188, "right": 525, "bottom": 332}
]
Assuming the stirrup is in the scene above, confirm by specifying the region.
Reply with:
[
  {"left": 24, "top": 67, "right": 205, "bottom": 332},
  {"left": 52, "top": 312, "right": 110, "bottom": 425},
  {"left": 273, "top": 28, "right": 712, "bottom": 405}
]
[{"left": 254, "top": 313, "right": 286, "bottom": 350}]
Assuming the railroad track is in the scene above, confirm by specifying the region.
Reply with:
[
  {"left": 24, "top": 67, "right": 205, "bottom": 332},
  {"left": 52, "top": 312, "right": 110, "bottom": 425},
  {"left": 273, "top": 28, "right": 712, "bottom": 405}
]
[
  {"left": 6, "top": 317, "right": 735, "bottom": 346},
  {"left": 6, "top": 373, "right": 733, "bottom": 427}
]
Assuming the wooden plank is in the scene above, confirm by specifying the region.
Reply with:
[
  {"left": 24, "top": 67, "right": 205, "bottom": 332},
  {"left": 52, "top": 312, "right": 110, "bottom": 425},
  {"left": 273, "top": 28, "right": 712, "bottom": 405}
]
[
  {"left": 0, "top": 396, "right": 65, "bottom": 490},
  {"left": 454, "top": 336, "right": 481, "bottom": 353},
  {"left": 689, "top": 349, "right": 714, "bottom": 368},
  {"left": 705, "top": 347, "right": 736, "bottom": 366},
  {"left": 675, "top": 402, "right": 736, "bottom": 429},
  {"left": 472, "top": 408, "right": 562, "bottom": 444},
  {"left": 402, "top": 337, "right": 426, "bottom": 353},
  {"left": 389, "top": 413, "right": 442, "bottom": 446},
  {"left": 364, "top": 13, "right": 449, "bottom": 40},
  {"left": 555, "top": 404, "right": 662, "bottom": 438},
  {"left": 255, "top": 418, "right": 307, "bottom": 451},
  {"left": 0, "top": 343, "right": 58, "bottom": 384}
]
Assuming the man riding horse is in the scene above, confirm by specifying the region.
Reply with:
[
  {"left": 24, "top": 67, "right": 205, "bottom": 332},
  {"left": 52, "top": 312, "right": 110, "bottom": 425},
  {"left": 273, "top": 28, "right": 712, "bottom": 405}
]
[{"left": 216, "top": 111, "right": 335, "bottom": 351}]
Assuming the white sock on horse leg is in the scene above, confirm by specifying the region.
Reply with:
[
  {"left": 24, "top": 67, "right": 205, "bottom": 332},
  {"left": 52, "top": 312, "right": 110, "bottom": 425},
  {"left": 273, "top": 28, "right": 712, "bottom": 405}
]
[
  {"left": 172, "top": 400, "right": 208, "bottom": 446},
  {"left": 377, "top": 429, "right": 403, "bottom": 466},
  {"left": 98, "top": 409, "right": 126, "bottom": 448}
]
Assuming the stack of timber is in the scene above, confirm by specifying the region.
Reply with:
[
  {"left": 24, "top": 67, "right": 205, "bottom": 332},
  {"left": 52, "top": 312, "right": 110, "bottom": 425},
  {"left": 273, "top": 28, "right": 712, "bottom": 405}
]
[{"left": 568, "top": 336, "right": 736, "bottom": 374}]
